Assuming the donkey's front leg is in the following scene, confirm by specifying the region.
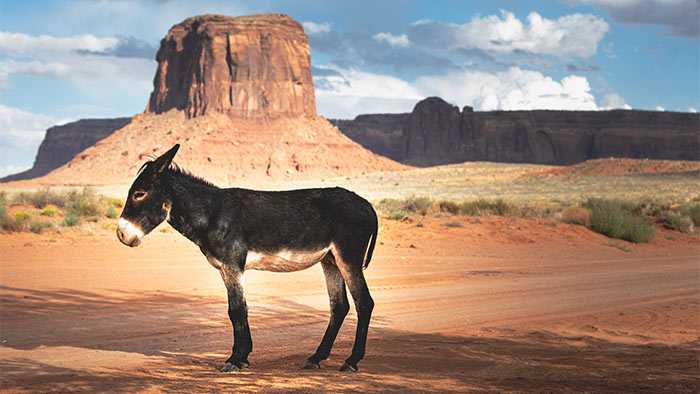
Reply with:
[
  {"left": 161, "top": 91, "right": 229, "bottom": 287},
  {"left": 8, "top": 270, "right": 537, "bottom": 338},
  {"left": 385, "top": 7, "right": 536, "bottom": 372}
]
[{"left": 219, "top": 263, "right": 252, "bottom": 372}]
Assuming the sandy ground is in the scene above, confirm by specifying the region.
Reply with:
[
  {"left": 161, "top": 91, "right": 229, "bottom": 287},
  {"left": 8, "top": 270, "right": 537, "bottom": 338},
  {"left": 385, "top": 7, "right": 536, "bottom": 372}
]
[{"left": 1, "top": 217, "right": 698, "bottom": 393}]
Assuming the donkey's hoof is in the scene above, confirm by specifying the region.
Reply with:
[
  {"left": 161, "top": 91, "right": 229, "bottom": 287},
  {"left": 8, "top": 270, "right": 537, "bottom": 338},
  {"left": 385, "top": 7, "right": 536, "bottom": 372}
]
[
  {"left": 339, "top": 362, "right": 358, "bottom": 372},
  {"left": 302, "top": 359, "right": 321, "bottom": 369},
  {"left": 220, "top": 362, "right": 240, "bottom": 373}
]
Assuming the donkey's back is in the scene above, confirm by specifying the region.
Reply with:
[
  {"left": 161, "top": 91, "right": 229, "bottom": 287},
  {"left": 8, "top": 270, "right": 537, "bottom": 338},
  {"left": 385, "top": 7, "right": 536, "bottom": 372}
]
[{"left": 221, "top": 187, "right": 378, "bottom": 271}]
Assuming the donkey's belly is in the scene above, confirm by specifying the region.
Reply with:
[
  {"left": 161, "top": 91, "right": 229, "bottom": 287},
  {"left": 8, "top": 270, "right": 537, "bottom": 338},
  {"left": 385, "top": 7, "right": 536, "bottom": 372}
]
[{"left": 245, "top": 247, "right": 330, "bottom": 272}]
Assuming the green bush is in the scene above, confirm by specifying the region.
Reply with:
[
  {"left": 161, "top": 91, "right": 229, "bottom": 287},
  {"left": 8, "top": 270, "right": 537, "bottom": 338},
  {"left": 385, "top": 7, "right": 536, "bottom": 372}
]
[
  {"left": 65, "top": 188, "right": 101, "bottom": 218},
  {"left": 12, "top": 187, "right": 67, "bottom": 208},
  {"left": 662, "top": 211, "right": 694, "bottom": 233},
  {"left": 459, "top": 199, "right": 512, "bottom": 216},
  {"left": 29, "top": 220, "right": 54, "bottom": 234},
  {"left": 386, "top": 211, "right": 409, "bottom": 221},
  {"left": 585, "top": 199, "right": 655, "bottom": 243},
  {"left": 0, "top": 215, "right": 24, "bottom": 232},
  {"left": 561, "top": 207, "right": 591, "bottom": 226},
  {"left": 680, "top": 203, "right": 700, "bottom": 226},
  {"left": 104, "top": 197, "right": 124, "bottom": 208},
  {"left": 377, "top": 196, "right": 433, "bottom": 216},
  {"left": 41, "top": 207, "right": 58, "bottom": 217},
  {"left": 105, "top": 206, "right": 119, "bottom": 219},
  {"left": 63, "top": 214, "right": 79, "bottom": 227},
  {"left": 14, "top": 211, "right": 31, "bottom": 222}
]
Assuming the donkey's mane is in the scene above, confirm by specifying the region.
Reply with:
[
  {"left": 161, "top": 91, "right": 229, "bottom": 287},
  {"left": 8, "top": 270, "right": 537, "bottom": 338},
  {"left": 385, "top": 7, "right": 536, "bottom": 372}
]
[{"left": 166, "top": 162, "right": 218, "bottom": 188}]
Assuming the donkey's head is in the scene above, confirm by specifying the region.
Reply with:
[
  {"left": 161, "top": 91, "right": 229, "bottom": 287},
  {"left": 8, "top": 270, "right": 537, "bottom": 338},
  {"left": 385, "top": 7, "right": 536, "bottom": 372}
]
[{"left": 117, "top": 144, "right": 179, "bottom": 247}]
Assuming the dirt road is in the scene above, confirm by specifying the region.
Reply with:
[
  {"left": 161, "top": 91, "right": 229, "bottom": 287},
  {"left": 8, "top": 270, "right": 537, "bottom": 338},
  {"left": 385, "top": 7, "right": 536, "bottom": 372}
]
[{"left": 1, "top": 217, "right": 698, "bottom": 392}]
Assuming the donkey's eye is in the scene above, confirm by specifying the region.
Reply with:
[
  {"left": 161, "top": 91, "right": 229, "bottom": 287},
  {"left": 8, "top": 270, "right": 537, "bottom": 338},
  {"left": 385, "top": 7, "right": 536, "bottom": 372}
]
[{"left": 132, "top": 191, "right": 148, "bottom": 201}]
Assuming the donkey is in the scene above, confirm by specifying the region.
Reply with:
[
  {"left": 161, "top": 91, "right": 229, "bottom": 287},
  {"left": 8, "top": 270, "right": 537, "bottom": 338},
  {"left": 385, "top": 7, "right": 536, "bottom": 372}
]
[{"left": 117, "top": 144, "right": 378, "bottom": 372}]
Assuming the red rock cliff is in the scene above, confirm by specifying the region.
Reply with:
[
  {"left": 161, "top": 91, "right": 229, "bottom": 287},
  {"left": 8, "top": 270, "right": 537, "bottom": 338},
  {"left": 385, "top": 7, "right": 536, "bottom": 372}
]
[{"left": 146, "top": 14, "right": 316, "bottom": 119}]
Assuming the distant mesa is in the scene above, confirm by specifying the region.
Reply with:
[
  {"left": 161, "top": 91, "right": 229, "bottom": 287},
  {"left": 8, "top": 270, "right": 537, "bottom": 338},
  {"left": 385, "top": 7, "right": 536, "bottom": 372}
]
[
  {"left": 146, "top": 14, "right": 316, "bottom": 119},
  {"left": 1, "top": 118, "right": 130, "bottom": 182},
  {"left": 333, "top": 96, "right": 700, "bottom": 166}
]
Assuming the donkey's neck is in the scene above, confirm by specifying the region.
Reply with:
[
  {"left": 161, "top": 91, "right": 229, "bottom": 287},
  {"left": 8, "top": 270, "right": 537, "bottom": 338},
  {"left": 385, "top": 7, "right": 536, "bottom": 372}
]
[{"left": 163, "top": 170, "right": 220, "bottom": 247}]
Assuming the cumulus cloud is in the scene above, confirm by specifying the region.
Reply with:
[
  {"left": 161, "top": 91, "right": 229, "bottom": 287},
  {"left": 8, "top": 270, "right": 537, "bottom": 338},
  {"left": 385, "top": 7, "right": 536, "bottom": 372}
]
[
  {"left": 600, "top": 93, "right": 632, "bottom": 110},
  {"left": 302, "top": 21, "right": 331, "bottom": 35},
  {"left": 416, "top": 67, "right": 599, "bottom": 111},
  {"left": 0, "top": 31, "right": 118, "bottom": 54},
  {"left": 655, "top": 105, "right": 666, "bottom": 111},
  {"left": 313, "top": 66, "right": 421, "bottom": 118},
  {"left": 409, "top": 11, "right": 609, "bottom": 58},
  {"left": 688, "top": 107, "right": 698, "bottom": 113},
  {"left": 570, "top": 0, "right": 699, "bottom": 37},
  {"left": 76, "top": 36, "right": 157, "bottom": 59},
  {"left": 314, "top": 65, "right": 608, "bottom": 118},
  {"left": 373, "top": 32, "right": 411, "bottom": 47}
]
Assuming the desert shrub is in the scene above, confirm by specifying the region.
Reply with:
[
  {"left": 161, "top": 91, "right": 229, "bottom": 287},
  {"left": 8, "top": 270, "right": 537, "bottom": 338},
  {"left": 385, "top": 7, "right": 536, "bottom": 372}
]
[
  {"left": 14, "top": 211, "right": 31, "bottom": 222},
  {"left": 386, "top": 211, "right": 409, "bottom": 221},
  {"left": 662, "top": 211, "right": 694, "bottom": 233},
  {"left": 443, "top": 221, "right": 464, "bottom": 228},
  {"left": 105, "top": 206, "right": 119, "bottom": 219},
  {"left": 65, "top": 188, "right": 101, "bottom": 218},
  {"left": 459, "top": 199, "right": 512, "bottom": 216},
  {"left": 41, "top": 207, "right": 58, "bottom": 217},
  {"left": 437, "top": 200, "right": 460, "bottom": 215},
  {"left": 376, "top": 196, "right": 432, "bottom": 217},
  {"left": 0, "top": 215, "right": 24, "bottom": 232},
  {"left": 29, "top": 220, "right": 54, "bottom": 234},
  {"left": 679, "top": 203, "right": 700, "bottom": 226},
  {"left": 12, "top": 188, "right": 67, "bottom": 208},
  {"left": 585, "top": 199, "right": 655, "bottom": 243},
  {"left": 63, "top": 214, "right": 79, "bottom": 227},
  {"left": 104, "top": 197, "right": 124, "bottom": 208},
  {"left": 561, "top": 207, "right": 591, "bottom": 227}
]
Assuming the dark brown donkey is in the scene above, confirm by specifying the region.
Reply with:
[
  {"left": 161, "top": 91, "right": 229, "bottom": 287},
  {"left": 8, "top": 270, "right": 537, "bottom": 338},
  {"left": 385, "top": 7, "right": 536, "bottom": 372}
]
[{"left": 117, "top": 144, "right": 378, "bottom": 372}]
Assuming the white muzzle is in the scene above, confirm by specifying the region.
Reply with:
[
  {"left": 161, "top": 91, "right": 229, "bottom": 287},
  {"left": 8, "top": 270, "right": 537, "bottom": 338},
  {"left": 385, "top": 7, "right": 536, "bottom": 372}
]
[{"left": 117, "top": 217, "right": 144, "bottom": 247}]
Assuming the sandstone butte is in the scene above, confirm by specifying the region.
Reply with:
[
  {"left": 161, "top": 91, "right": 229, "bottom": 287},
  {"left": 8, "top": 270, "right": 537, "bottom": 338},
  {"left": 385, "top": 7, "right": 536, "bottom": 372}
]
[{"left": 7, "top": 14, "right": 404, "bottom": 186}]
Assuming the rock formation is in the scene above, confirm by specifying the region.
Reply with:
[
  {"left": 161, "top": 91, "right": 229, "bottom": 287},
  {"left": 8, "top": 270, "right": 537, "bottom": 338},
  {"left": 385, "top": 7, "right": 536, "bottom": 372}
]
[
  {"left": 335, "top": 97, "right": 700, "bottom": 165},
  {"left": 1, "top": 118, "right": 131, "bottom": 182},
  {"left": 146, "top": 14, "right": 316, "bottom": 119},
  {"left": 330, "top": 114, "right": 408, "bottom": 161},
  {"left": 4, "top": 14, "right": 402, "bottom": 186}
]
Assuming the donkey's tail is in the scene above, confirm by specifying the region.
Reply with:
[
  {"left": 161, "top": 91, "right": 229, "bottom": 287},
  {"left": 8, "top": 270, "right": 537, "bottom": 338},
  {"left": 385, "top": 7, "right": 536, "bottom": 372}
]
[{"left": 363, "top": 206, "right": 379, "bottom": 269}]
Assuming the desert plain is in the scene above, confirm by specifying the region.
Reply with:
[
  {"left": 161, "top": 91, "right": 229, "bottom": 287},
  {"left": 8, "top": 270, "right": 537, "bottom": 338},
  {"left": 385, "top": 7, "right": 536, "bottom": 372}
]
[{"left": 1, "top": 161, "right": 699, "bottom": 393}]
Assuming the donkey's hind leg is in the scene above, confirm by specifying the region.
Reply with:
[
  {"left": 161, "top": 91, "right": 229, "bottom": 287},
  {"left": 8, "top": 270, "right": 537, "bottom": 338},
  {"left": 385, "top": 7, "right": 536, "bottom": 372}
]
[
  {"left": 333, "top": 246, "right": 374, "bottom": 372},
  {"left": 304, "top": 254, "right": 350, "bottom": 369}
]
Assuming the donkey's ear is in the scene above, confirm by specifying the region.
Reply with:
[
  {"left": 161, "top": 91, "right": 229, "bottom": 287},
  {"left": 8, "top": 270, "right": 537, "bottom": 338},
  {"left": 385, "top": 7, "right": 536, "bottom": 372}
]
[{"left": 152, "top": 144, "right": 180, "bottom": 175}]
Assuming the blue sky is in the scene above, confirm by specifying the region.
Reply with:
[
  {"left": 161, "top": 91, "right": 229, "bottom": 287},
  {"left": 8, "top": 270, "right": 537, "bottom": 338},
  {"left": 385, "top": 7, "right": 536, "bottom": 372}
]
[{"left": 0, "top": 0, "right": 698, "bottom": 176}]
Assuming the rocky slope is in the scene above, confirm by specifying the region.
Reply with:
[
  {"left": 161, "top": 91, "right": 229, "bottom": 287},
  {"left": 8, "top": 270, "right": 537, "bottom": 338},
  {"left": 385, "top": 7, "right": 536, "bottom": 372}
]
[
  {"left": 336, "top": 97, "right": 700, "bottom": 165},
  {"left": 147, "top": 14, "right": 316, "bottom": 119},
  {"left": 1, "top": 118, "right": 131, "bottom": 182},
  {"left": 330, "top": 114, "right": 408, "bottom": 161},
  {"left": 7, "top": 14, "right": 402, "bottom": 186}
]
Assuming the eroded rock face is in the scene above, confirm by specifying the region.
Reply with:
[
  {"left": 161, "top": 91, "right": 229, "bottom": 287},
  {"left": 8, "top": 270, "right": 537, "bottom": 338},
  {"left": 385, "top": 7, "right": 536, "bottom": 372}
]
[
  {"left": 336, "top": 97, "right": 700, "bottom": 165},
  {"left": 330, "top": 114, "right": 409, "bottom": 161},
  {"left": 146, "top": 14, "right": 316, "bottom": 119},
  {"left": 1, "top": 118, "right": 131, "bottom": 182}
]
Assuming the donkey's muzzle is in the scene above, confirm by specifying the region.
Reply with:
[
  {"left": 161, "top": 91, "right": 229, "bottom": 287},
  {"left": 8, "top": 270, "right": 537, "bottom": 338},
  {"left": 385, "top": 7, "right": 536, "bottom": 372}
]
[{"left": 117, "top": 218, "right": 144, "bottom": 247}]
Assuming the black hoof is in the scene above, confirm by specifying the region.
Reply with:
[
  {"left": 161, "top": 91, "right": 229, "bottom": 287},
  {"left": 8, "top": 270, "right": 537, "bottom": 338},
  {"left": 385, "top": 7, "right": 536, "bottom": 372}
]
[
  {"left": 339, "top": 362, "right": 358, "bottom": 372},
  {"left": 302, "top": 359, "right": 321, "bottom": 370}
]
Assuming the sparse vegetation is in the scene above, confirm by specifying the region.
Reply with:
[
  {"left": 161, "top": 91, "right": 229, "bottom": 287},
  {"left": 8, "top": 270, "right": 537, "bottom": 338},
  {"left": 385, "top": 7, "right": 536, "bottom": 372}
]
[
  {"left": 584, "top": 198, "right": 655, "bottom": 243},
  {"left": 0, "top": 188, "right": 123, "bottom": 232},
  {"left": 662, "top": 211, "right": 694, "bottom": 234},
  {"left": 41, "top": 207, "right": 58, "bottom": 217}
]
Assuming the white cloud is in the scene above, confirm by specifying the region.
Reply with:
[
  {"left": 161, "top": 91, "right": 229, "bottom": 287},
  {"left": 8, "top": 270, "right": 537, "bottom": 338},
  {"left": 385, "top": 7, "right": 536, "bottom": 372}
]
[
  {"left": 373, "top": 32, "right": 411, "bottom": 47},
  {"left": 0, "top": 105, "right": 69, "bottom": 175},
  {"left": 315, "top": 65, "right": 607, "bottom": 118},
  {"left": 416, "top": 67, "right": 599, "bottom": 111},
  {"left": 314, "top": 66, "right": 421, "bottom": 118},
  {"left": 600, "top": 93, "right": 632, "bottom": 110},
  {"left": 0, "top": 60, "right": 71, "bottom": 87},
  {"left": 688, "top": 107, "right": 697, "bottom": 113},
  {"left": 655, "top": 105, "right": 665, "bottom": 111},
  {"left": 0, "top": 31, "right": 118, "bottom": 54},
  {"left": 412, "top": 11, "right": 609, "bottom": 58},
  {"left": 302, "top": 21, "right": 331, "bottom": 35}
]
